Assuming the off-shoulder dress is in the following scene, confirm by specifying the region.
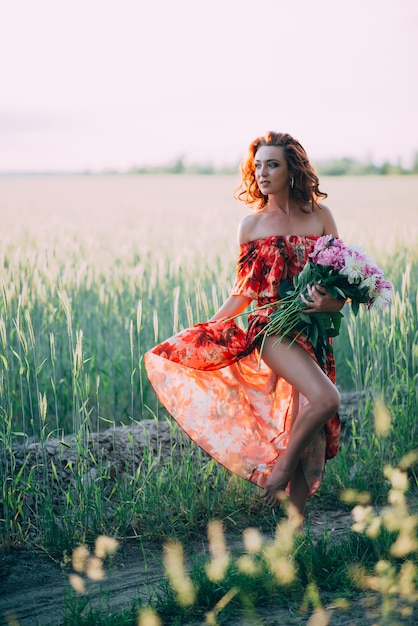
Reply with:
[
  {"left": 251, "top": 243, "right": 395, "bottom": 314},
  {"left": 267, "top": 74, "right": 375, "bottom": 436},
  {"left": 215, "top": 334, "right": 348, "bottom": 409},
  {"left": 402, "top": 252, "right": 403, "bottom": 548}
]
[{"left": 144, "top": 235, "right": 340, "bottom": 496}]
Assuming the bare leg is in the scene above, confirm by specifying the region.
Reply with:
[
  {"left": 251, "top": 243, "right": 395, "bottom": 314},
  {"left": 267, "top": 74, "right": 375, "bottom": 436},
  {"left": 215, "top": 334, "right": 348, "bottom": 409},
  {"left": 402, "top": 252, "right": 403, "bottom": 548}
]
[
  {"left": 261, "top": 335, "right": 340, "bottom": 511},
  {"left": 289, "top": 461, "right": 309, "bottom": 518}
]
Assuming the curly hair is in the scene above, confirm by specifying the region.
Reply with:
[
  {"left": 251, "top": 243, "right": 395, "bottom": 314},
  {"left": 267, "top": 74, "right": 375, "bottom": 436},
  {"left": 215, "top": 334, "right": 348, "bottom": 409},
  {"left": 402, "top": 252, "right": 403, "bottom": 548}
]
[{"left": 234, "top": 131, "right": 327, "bottom": 211}]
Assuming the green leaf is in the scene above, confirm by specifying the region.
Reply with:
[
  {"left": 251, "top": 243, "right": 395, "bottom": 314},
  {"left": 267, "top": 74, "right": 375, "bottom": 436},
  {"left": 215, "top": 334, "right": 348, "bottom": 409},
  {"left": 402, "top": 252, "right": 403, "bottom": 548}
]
[
  {"left": 279, "top": 280, "right": 292, "bottom": 298},
  {"left": 335, "top": 286, "right": 347, "bottom": 299},
  {"left": 300, "top": 312, "right": 312, "bottom": 324},
  {"left": 333, "top": 312, "right": 343, "bottom": 333},
  {"left": 310, "top": 321, "right": 319, "bottom": 347},
  {"left": 51, "top": 459, "right": 59, "bottom": 482},
  {"left": 327, "top": 328, "right": 340, "bottom": 338},
  {"left": 316, "top": 317, "right": 326, "bottom": 334},
  {"left": 327, "top": 285, "right": 339, "bottom": 299},
  {"left": 351, "top": 299, "right": 360, "bottom": 316}
]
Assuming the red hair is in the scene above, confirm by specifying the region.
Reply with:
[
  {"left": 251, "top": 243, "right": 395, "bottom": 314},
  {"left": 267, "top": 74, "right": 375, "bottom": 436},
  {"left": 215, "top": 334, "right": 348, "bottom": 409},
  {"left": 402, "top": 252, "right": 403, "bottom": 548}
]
[{"left": 234, "top": 131, "right": 327, "bottom": 211}]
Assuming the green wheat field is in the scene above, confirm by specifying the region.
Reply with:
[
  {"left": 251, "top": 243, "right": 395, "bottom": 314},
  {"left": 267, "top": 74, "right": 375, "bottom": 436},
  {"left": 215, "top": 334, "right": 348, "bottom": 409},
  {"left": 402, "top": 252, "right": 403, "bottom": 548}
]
[{"left": 0, "top": 175, "right": 417, "bottom": 625}]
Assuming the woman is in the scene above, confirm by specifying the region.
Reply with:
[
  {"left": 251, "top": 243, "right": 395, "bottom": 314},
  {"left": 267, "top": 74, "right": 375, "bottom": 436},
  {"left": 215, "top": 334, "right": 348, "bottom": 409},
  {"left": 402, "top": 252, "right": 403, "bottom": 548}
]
[{"left": 144, "top": 131, "right": 344, "bottom": 518}]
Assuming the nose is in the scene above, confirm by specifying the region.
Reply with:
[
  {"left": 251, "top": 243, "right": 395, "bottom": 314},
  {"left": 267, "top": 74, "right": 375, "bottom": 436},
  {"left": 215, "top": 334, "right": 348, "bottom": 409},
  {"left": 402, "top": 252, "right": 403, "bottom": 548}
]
[{"left": 258, "top": 163, "right": 268, "bottom": 177}]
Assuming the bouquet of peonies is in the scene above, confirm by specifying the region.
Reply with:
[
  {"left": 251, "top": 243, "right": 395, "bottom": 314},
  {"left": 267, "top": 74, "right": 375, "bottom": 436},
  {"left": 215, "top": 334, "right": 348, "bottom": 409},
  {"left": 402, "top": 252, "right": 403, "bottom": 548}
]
[{"left": 258, "top": 235, "right": 393, "bottom": 367}]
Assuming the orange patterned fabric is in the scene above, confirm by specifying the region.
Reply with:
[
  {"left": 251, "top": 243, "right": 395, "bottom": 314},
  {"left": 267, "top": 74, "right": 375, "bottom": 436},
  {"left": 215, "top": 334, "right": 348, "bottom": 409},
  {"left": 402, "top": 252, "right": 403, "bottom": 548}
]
[{"left": 145, "top": 235, "right": 340, "bottom": 496}]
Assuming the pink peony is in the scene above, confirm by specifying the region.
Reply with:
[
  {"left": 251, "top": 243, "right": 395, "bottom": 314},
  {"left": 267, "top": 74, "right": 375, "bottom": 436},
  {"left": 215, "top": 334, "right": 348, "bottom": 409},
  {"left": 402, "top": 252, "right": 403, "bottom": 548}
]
[{"left": 309, "top": 236, "right": 346, "bottom": 270}]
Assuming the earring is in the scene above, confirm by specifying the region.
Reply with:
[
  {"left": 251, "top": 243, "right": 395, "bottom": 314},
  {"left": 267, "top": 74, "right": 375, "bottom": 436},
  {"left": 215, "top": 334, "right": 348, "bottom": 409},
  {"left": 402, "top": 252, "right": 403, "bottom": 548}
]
[{"left": 290, "top": 177, "right": 294, "bottom": 189}]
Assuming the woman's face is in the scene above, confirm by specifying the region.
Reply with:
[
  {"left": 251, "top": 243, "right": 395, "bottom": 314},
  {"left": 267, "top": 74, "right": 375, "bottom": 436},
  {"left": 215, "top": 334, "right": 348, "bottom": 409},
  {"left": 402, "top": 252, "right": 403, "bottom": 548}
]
[{"left": 254, "top": 145, "right": 290, "bottom": 195}]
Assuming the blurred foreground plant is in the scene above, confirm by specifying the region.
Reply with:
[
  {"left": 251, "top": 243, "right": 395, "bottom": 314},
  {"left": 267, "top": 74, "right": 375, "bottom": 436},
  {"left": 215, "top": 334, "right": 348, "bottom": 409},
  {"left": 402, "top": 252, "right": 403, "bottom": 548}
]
[
  {"left": 64, "top": 405, "right": 418, "bottom": 625},
  {"left": 344, "top": 450, "right": 418, "bottom": 624},
  {"left": 69, "top": 534, "right": 119, "bottom": 595}
]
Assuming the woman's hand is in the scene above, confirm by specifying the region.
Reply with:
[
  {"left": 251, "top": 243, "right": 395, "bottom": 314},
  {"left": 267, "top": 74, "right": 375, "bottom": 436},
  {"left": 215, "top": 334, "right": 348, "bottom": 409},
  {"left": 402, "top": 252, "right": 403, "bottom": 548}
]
[{"left": 300, "top": 284, "right": 345, "bottom": 314}]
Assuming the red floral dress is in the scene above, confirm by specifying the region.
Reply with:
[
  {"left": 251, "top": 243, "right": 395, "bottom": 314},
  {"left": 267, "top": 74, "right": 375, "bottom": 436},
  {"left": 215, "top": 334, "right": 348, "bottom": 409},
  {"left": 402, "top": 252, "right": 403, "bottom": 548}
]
[{"left": 144, "top": 235, "right": 340, "bottom": 496}]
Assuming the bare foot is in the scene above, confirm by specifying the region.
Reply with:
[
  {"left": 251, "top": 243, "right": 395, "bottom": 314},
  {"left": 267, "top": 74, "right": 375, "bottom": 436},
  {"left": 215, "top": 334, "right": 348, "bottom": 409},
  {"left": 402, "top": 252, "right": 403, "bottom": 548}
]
[{"left": 263, "top": 460, "right": 293, "bottom": 507}]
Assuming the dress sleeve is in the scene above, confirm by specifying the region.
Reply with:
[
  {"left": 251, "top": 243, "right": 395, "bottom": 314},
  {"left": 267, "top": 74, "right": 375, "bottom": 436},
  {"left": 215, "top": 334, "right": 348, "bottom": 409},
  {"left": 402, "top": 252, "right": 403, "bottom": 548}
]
[{"left": 231, "top": 242, "right": 261, "bottom": 300}]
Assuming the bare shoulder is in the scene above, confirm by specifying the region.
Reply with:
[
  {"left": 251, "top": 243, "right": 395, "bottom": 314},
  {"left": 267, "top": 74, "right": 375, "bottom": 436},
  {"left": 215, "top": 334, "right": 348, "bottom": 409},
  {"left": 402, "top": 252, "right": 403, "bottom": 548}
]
[
  {"left": 237, "top": 213, "right": 260, "bottom": 244},
  {"left": 315, "top": 203, "right": 339, "bottom": 236}
]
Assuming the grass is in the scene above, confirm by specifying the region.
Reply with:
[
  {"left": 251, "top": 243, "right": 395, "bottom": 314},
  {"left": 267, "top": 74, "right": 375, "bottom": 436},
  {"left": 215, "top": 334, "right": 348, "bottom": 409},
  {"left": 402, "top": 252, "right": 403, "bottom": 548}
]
[
  {"left": 0, "top": 175, "right": 416, "bottom": 430},
  {"left": 0, "top": 175, "right": 417, "bottom": 624}
]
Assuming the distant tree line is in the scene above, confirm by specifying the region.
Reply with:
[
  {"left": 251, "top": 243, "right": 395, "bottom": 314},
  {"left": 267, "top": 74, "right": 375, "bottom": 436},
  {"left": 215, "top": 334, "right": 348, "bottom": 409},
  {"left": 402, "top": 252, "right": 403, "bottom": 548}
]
[
  {"left": 315, "top": 153, "right": 418, "bottom": 176},
  {"left": 7, "top": 154, "right": 417, "bottom": 177},
  {"left": 128, "top": 157, "right": 237, "bottom": 176},
  {"left": 126, "top": 153, "right": 418, "bottom": 177}
]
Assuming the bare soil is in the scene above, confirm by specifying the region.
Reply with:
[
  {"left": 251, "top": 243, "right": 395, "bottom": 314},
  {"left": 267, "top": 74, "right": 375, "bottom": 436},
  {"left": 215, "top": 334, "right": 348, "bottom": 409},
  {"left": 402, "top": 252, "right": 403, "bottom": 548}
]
[{"left": 2, "top": 518, "right": 417, "bottom": 626}]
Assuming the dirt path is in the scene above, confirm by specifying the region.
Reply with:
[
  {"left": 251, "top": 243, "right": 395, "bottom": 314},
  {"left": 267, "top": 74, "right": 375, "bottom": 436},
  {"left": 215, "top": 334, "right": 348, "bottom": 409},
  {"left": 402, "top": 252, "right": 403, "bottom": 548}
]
[
  {"left": 0, "top": 540, "right": 165, "bottom": 626},
  {"left": 2, "top": 510, "right": 417, "bottom": 626}
]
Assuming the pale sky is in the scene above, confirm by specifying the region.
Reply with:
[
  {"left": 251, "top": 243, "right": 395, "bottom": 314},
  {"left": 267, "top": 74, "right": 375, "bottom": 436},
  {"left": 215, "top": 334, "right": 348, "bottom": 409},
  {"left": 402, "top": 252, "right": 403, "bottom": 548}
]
[{"left": 1, "top": 0, "right": 417, "bottom": 172}]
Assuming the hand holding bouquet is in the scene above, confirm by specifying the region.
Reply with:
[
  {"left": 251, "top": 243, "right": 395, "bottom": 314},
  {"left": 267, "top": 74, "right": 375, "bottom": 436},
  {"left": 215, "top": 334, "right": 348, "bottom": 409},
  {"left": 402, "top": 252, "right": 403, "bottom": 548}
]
[{"left": 259, "top": 235, "right": 393, "bottom": 367}]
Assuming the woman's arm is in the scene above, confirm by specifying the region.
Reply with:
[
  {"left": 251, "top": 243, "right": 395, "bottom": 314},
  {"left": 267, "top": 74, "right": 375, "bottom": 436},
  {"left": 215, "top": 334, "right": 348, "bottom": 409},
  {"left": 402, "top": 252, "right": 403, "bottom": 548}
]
[
  {"left": 210, "top": 294, "right": 252, "bottom": 321},
  {"left": 209, "top": 217, "right": 255, "bottom": 321}
]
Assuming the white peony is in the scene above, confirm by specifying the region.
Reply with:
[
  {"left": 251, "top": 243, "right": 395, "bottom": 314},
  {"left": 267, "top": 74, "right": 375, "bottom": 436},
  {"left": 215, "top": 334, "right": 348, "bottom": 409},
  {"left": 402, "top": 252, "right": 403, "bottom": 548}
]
[
  {"left": 370, "top": 287, "right": 393, "bottom": 310},
  {"left": 340, "top": 253, "right": 366, "bottom": 284},
  {"left": 360, "top": 274, "right": 379, "bottom": 293}
]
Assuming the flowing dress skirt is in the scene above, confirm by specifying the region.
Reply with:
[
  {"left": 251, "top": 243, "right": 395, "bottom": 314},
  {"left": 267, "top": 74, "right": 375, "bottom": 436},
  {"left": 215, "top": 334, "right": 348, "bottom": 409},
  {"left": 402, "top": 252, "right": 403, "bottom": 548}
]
[{"left": 145, "top": 314, "right": 340, "bottom": 496}]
